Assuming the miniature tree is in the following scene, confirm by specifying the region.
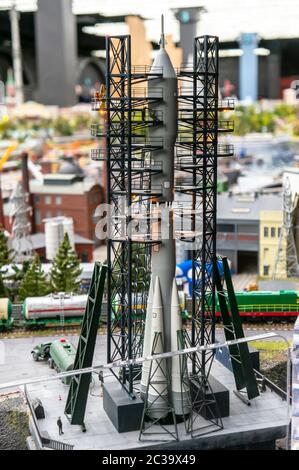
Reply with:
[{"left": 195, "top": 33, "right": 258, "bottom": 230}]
[
  {"left": 19, "top": 256, "right": 50, "bottom": 301},
  {"left": 50, "top": 233, "right": 82, "bottom": 293},
  {"left": 0, "top": 228, "right": 14, "bottom": 269},
  {"left": 8, "top": 260, "right": 31, "bottom": 301},
  {"left": 0, "top": 273, "right": 9, "bottom": 297}
]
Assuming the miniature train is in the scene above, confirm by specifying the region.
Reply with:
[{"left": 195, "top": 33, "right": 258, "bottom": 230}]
[
  {"left": 0, "top": 294, "right": 88, "bottom": 330},
  {"left": 1, "top": 289, "right": 299, "bottom": 331},
  {"left": 216, "top": 290, "right": 299, "bottom": 322}
]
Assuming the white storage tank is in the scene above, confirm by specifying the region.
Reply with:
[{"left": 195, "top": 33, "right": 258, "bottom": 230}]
[
  {"left": 44, "top": 216, "right": 75, "bottom": 260},
  {"left": 23, "top": 294, "right": 87, "bottom": 320},
  {"left": 0, "top": 298, "right": 12, "bottom": 324}
]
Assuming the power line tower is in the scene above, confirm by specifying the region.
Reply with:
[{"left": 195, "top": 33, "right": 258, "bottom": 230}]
[
  {"left": 273, "top": 177, "right": 299, "bottom": 279},
  {"left": 9, "top": 182, "right": 33, "bottom": 262}
]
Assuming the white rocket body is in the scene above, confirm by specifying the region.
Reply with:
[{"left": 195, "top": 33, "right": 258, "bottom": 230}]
[
  {"left": 141, "top": 22, "right": 190, "bottom": 418},
  {"left": 148, "top": 25, "right": 177, "bottom": 357}
]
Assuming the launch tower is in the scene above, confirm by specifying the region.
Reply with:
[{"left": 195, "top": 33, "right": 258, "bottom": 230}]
[{"left": 92, "top": 21, "right": 235, "bottom": 436}]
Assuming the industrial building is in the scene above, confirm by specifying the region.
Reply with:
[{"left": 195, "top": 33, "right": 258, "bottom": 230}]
[
  {"left": 216, "top": 193, "right": 290, "bottom": 276},
  {"left": 2, "top": 173, "right": 103, "bottom": 243},
  {"left": 259, "top": 210, "right": 285, "bottom": 279},
  {"left": 30, "top": 174, "right": 103, "bottom": 242},
  {"left": 1, "top": 1, "right": 299, "bottom": 105}
]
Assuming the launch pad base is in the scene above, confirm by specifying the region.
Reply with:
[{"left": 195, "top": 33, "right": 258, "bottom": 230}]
[
  {"left": 190, "top": 375, "right": 230, "bottom": 419},
  {"left": 103, "top": 382, "right": 144, "bottom": 433},
  {"left": 1, "top": 334, "right": 287, "bottom": 450},
  {"left": 23, "top": 356, "right": 287, "bottom": 450}
]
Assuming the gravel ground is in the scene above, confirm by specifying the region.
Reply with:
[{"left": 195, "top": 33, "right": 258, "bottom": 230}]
[
  {"left": 262, "top": 360, "right": 287, "bottom": 391},
  {"left": 0, "top": 392, "right": 29, "bottom": 450}
]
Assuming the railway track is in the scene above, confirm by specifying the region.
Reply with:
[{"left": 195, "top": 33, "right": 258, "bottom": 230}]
[{"left": 0, "top": 321, "right": 294, "bottom": 340}]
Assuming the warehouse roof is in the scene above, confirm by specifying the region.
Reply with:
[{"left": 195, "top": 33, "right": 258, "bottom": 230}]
[
  {"left": 17, "top": 232, "right": 94, "bottom": 252},
  {"left": 30, "top": 176, "right": 99, "bottom": 195},
  {"left": 217, "top": 193, "right": 283, "bottom": 221}
]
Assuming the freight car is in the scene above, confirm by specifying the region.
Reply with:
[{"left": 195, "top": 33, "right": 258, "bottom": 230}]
[
  {"left": 22, "top": 294, "right": 87, "bottom": 327},
  {"left": 215, "top": 290, "right": 299, "bottom": 322},
  {"left": 3, "top": 288, "right": 299, "bottom": 331},
  {"left": 0, "top": 298, "right": 13, "bottom": 330}
]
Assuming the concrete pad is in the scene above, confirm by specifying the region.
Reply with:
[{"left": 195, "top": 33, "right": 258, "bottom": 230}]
[{"left": 0, "top": 333, "right": 288, "bottom": 450}]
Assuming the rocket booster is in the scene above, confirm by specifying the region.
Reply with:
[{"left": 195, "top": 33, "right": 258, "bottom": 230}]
[
  {"left": 140, "top": 18, "right": 191, "bottom": 418},
  {"left": 148, "top": 16, "right": 177, "bottom": 355}
]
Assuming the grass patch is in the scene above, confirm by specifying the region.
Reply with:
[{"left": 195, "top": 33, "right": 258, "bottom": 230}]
[
  {"left": 251, "top": 340, "right": 292, "bottom": 366},
  {"left": 250, "top": 340, "right": 292, "bottom": 351}
]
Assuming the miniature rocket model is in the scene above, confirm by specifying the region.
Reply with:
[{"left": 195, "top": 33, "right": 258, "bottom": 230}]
[
  {"left": 148, "top": 15, "right": 177, "bottom": 355},
  {"left": 141, "top": 17, "right": 190, "bottom": 417}
]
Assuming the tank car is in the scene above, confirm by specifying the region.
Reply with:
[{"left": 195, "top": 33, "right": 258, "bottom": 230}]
[
  {"left": 22, "top": 294, "right": 87, "bottom": 326},
  {"left": 0, "top": 298, "right": 13, "bottom": 329}
]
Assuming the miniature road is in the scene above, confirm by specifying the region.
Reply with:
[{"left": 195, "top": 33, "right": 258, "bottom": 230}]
[
  {"left": 0, "top": 327, "right": 293, "bottom": 387},
  {"left": 0, "top": 329, "right": 290, "bottom": 450},
  {"left": 0, "top": 334, "right": 106, "bottom": 386}
]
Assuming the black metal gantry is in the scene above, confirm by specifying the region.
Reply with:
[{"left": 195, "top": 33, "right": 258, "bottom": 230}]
[
  {"left": 176, "top": 36, "right": 234, "bottom": 379},
  {"left": 92, "top": 36, "right": 164, "bottom": 396}
]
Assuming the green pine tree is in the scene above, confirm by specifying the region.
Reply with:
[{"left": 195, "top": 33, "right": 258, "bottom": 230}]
[
  {"left": 50, "top": 233, "right": 82, "bottom": 293},
  {"left": 0, "top": 272, "right": 9, "bottom": 297},
  {"left": 0, "top": 228, "right": 14, "bottom": 268},
  {"left": 19, "top": 256, "right": 50, "bottom": 301}
]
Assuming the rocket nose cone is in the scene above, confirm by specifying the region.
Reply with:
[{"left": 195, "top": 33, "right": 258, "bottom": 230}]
[
  {"left": 151, "top": 48, "right": 176, "bottom": 79},
  {"left": 171, "top": 278, "right": 180, "bottom": 309}
]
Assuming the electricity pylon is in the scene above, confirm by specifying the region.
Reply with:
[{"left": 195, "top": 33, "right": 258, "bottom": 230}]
[
  {"left": 10, "top": 182, "right": 33, "bottom": 262},
  {"left": 273, "top": 177, "right": 299, "bottom": 279}
]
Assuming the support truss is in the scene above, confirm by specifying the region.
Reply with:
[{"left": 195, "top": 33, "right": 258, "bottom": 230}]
[
  {"left": 92, "top": 36, "right": 164, "bottom": 395},
  {"left": 176, "top": 36, "right": 234, "bottom": 379},
  {"left": 65, "top": 263, "right": 107, "bottom": 425}
]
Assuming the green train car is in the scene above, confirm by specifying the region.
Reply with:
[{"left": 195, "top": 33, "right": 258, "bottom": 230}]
[{"left": 215, "top": 290, "right": 299, "bottom": 321}]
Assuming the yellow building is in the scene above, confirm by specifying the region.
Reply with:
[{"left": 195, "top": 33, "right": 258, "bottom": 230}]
[{"left": 259, "top": 210, "right": 285, "bottom": 279}]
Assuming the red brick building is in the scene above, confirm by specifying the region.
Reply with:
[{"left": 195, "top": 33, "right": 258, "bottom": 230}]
[{"left": 30, "top": 174, "right": 104, "bottom": 242}]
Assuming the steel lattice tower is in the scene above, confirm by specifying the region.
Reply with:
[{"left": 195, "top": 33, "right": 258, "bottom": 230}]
[
  {"left": 9, "top": 182, "right": 33, "bottom": 262},
  {"left": 92, "top": 36, "right": 164, "bottom": 395},
  {"left": 92, "top": 34, "right": 234, "bottom": 397},
  {"left": 273, "top": 177, "right": 299, "bottom": 279},
  {"left": 176, "top": 36, "right": 234, "bottom": 378}
]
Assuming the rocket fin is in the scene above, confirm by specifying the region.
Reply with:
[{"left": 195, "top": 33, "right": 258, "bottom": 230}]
[
  {"left": 146, "top": 276, "right": 169, "bottom": 420},
  {"left": 140, "top": 277, "right": 154, "bottom": 397}
]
